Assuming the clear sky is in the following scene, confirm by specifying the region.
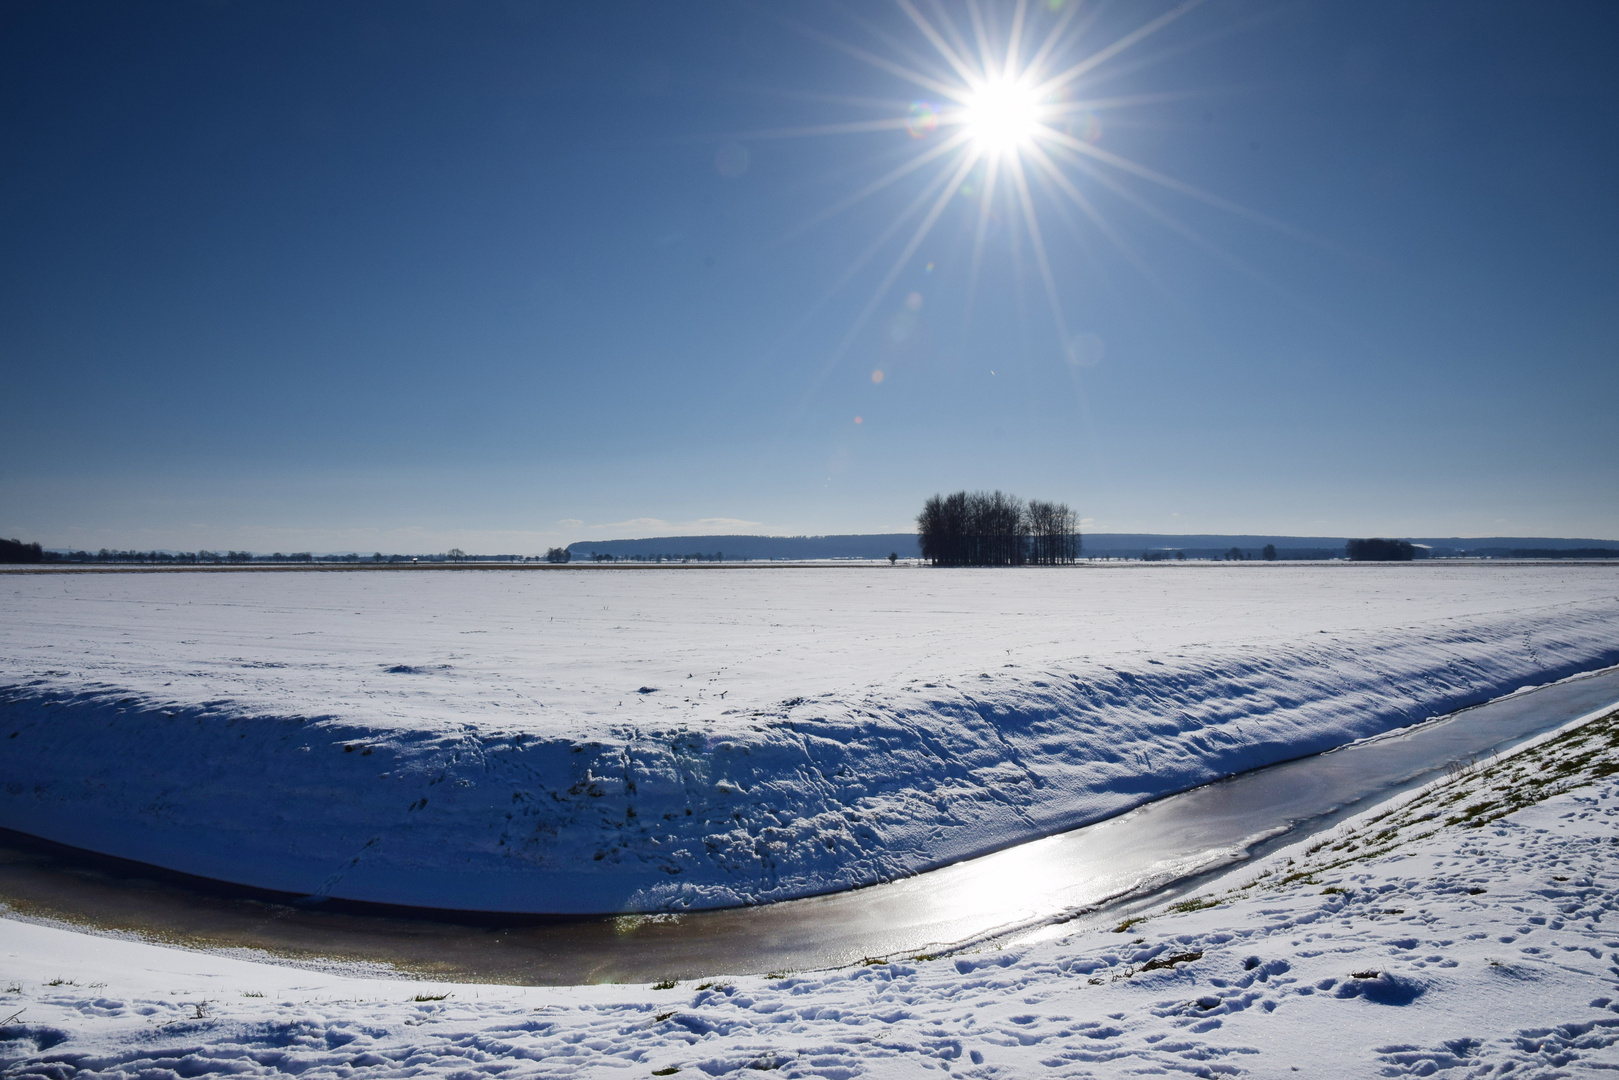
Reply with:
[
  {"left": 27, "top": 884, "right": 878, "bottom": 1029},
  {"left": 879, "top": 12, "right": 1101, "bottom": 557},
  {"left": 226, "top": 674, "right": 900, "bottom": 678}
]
[{"left": 2, "top": 0, "right": 1616, "bottom": 552}]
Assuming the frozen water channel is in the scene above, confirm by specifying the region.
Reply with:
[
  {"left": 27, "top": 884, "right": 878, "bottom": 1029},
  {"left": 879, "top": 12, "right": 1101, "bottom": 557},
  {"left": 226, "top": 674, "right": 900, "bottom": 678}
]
[{"left": 4, "top": 664, "right": 1616, "bottom": 985}]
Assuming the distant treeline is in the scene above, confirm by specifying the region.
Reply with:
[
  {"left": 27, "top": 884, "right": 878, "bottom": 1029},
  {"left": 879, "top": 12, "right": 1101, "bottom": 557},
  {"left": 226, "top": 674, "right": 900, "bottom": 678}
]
[
  {"left": 546, "top": 547, "right": 725, "bottom": 564},
  {"left": 8, "top": 535, "right": 1614, "bottom": 568},
  {"left": 1140, "top": 545, "right": 1339, "bottom": 561},
  {"left": 1340, "top": 540, "right": 1618, "bottom": 561},
  {"left": 916, "top": 491, "right": 1080, "bottom": 567},
  {"left": 584, "top": 551, "right": 724, "bottom": 563},
  {"left": 20, "top": 549, "right": 538, "bottom": 565}
]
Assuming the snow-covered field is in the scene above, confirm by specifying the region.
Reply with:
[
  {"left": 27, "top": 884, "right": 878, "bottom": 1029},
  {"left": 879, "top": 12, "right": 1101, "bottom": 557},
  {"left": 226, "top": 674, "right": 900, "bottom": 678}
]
[
  {"left": 4, "top": 699, "right": 1619, "bottom": 1079},
  {"left": 2, "top": 563, "right": 1618, "bottom": 912}
]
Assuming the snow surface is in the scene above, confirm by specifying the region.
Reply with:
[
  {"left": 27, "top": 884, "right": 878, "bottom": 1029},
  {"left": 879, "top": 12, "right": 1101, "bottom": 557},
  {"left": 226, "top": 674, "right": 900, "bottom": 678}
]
[
  {"left": 4, "top": 702, "right": 1619, "bottom": 1078},
  {"left": 2, "top": 563, "right": 1618, "bottom": 912}
]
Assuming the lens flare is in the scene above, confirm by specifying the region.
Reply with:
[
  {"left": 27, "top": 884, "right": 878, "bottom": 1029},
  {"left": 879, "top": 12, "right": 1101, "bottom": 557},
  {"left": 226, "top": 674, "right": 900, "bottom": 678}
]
[
  {"left": 906, "top": 102, "right": 940, "bottom": 138},
  {"left": 1068, "top": 111, "right": 1102, "bottom": 143},
  {"left": 714, "top": 143, "right": 750, "bottom": 177}
]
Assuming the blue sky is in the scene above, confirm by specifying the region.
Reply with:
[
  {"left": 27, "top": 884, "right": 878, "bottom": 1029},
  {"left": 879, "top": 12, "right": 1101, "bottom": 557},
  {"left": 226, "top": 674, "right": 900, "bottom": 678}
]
[{"left": 2, "top": 0, "right": 1615, "bottom": 552}]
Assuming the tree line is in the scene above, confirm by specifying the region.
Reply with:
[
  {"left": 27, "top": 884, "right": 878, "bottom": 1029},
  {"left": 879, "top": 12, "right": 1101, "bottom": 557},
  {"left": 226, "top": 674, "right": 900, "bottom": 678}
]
[
  {"left": 1, "top": 547, "right": 539, "bottom": 565},
  {"left": 33, "top": 549, "right": 312, "bottom": 564},
  {"left": 573, "top": 550, "right": 725, "bottom": 563},
  {"left": 916, "top": 491, "right": 1080, "bottom": 566}
]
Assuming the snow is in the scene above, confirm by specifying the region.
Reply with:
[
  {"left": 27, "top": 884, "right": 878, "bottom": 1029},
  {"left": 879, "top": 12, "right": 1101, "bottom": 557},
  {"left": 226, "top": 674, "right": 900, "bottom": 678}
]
[
  {"left": 2, "top": 563, "right": 1618, "bottom": 912},
  {"left": 5, "top": 700, "right": 1619, "bottom": 1078}
]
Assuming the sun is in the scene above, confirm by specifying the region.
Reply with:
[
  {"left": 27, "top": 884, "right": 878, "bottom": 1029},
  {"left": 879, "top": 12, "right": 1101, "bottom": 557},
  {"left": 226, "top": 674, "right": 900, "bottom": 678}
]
[
  {"left": 750, "top": 0, "right": 1277, "bottom": 382},
  {"left": 961, "top": 77, "right": 1042, "bottom": 156}
]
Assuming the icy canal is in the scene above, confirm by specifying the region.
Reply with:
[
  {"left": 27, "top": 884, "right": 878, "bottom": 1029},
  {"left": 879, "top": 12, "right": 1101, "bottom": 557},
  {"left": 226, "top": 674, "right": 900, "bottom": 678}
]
[{"left": 3, "top": 665, "right": 1616, "bottom": 985}]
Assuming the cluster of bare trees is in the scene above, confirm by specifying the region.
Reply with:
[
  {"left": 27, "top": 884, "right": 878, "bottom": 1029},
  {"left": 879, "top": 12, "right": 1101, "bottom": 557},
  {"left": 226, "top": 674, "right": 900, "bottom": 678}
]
[
  {"left": 916, "top": 491, "right": 1080, "bottom": 566},
  {"left": 0, "top": 538, "right": 43, "bottom": 563},
  {"left": 1346, "top": 538, "right": 1416, "bottom": 561}
]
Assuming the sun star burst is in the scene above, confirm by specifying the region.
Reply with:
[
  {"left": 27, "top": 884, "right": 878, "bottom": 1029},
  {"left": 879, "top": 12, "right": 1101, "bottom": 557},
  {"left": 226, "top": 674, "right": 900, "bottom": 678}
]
[{"left": 750, "top": 0, "right": 1297, "bottom": 390}]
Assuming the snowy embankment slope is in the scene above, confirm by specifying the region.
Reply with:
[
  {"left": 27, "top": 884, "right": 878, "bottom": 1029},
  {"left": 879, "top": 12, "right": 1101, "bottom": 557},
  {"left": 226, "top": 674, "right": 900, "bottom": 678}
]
[
  {"left": 1, "top": 564, "right": 1617, "bottom": 913},
  {"left": 4, "top": 704, "right": 1619, "bottom": 1079}
]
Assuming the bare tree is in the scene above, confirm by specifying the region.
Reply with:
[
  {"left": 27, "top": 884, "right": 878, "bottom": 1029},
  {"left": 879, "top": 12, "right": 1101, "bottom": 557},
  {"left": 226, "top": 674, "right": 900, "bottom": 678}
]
[
  {"left": 1347, "top": 538, "right": 1415, "bottom": 561},
  {"left": 917, "top": 490, "right": 1076, "bottom": 566}
]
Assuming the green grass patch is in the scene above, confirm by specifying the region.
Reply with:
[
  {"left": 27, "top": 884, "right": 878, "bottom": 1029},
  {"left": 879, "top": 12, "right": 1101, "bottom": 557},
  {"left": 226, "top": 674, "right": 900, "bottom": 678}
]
[{"left": 1167, "top": 896, "right": 1220, "bottom": 914}]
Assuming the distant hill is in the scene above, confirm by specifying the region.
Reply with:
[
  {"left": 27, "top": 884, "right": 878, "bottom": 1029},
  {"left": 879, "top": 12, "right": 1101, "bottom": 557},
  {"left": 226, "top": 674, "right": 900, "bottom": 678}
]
[
  {"left": 567, "top": 533, "right": 1619, "bottom": 562},
  {"left": 568, "top": 534, "right": 920, "bottom": 561},
  {"left": 1081, "top": 535, "right": 1619, "bottom": 560}
]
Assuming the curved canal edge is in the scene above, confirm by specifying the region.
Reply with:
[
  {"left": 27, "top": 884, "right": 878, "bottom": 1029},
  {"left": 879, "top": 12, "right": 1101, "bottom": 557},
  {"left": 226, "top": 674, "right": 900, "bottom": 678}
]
[{"left": 1, "top": 664, "right": 1617, "bottom": 985}]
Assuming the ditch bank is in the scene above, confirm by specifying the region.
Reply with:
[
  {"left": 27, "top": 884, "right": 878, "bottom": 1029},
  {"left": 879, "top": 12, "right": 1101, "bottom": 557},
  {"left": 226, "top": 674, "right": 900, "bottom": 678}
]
[{"left": 4, "top": 597, "right": 1618, "bottom": 913}]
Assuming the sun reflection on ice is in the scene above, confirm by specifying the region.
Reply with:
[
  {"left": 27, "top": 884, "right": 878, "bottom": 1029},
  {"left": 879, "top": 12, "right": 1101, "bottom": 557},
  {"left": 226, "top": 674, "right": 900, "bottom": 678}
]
[{"left": 930, "top": 832, "right": 1071, "bottom": 925}]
